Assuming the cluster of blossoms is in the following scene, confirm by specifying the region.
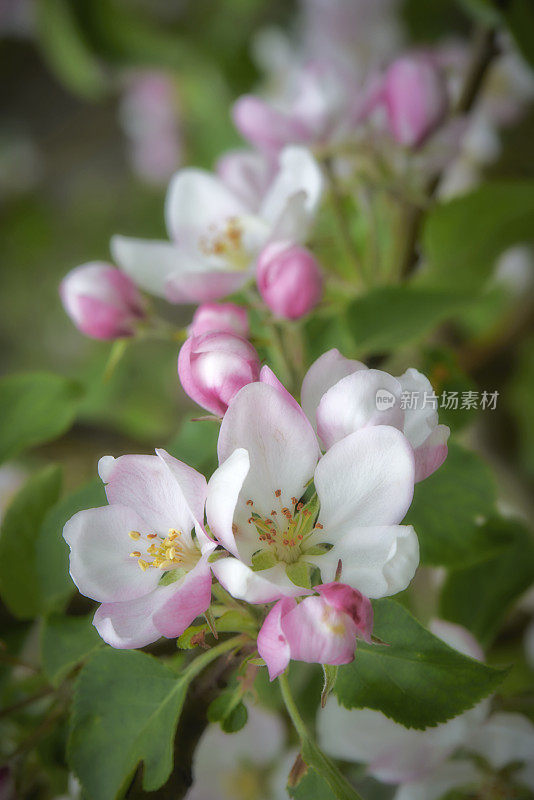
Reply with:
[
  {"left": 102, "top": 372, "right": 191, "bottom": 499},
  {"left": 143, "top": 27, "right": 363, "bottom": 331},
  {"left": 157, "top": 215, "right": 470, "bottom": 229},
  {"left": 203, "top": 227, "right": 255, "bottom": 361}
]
[
  {"left": 63, "top": 343, "right": 450, "bottom": 675},
  {"left": 54, "top": 3, "right": 534, "bottom": 798}
]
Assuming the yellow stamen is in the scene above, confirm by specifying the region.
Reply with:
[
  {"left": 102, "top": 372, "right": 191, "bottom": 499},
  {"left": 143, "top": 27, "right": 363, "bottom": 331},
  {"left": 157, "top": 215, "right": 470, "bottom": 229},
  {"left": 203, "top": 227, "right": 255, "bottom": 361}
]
[
  {"left": 129, "top": 550, "right": 141, "bottom": 558},
  {"left": 129, "top": 531, "right": 141, "bottom": 540},
  {"left": 138, "top": 559, "right": 149, "bottom": 571}
]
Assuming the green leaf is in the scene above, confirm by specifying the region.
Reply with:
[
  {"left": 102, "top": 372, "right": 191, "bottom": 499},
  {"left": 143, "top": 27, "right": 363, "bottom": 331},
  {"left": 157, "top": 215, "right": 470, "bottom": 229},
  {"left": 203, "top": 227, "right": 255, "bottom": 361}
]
[
  {"left": 334, "top": 599, "right": 508, "bottom": 729},
  {"left": 321, "top": 665, "right": 338, "bottom": 709},
  {"left": 421, "top": 181, "right": 534, "bottom": 292},
  {"left": 36, "top": 479, "right": 106, "bottom": 613},
  {"left": 440, "top": 518, "right": 534, "bottom": 647},
  {"left": 0, "top": 372, "right": 83, "bottom": 465},
  {"left": 0, "top": 466, "right": 62, "bottom": 618},
  {"left": 221, "top": 701, "right": 248, "bottom": 733},
  {"left": 41, "top": 614, "right": 102, "bottom": 687},
  {"left": 405, "top": 442, "right": 498, "bottom": 567},
  {"left": 502, "top": 0, "right": 534, "bottom": 69},
  {"left": 345, "top": 287, "right": 471, "bottom": 355},
  {"left": 207, "top": 689, "right": 248, "bottom": 733},
  {"left": 68, "top": 638, "right": 240, "bottom": 800},
  {"left": 35, "top": 0, "right": 107, "bottom": 99}
]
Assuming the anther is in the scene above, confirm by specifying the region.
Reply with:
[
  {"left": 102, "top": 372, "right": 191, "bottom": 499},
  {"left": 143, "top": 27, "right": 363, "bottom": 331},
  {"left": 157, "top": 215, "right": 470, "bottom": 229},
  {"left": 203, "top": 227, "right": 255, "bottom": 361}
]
[
  {"left": 246, "top": 499, "right": 254, "bottom": 506},
  {"left": 315, "top": 523, "right": 324, "bottom": 530},
  {"left": 275, "top": 489, "right": 281, "bottom": 498},
  {"left": 130, "top": 551, "right": 141, "bottom": 558},
  {"left": 147, "top": 533, "right": 158, "bottom": 539},
  {"left": 138, "top": 559, "right": 149, "bottom": 571},
  {"left": 129, "top": 531, "right": 141, "bottom": 540}
]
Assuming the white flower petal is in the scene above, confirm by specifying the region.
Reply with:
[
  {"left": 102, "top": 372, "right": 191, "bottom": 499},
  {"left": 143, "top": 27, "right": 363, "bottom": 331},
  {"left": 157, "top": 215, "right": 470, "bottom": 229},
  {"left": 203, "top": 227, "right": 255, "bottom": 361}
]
[
  {"left": 309, "top": 525, "right": 419, "bottom": 598},
  {"left": 165, "top": 168, "right": 249, "bottom": 243},
  {"left": 301, "top": 348, "right": 366, "bottom": 431},
  {"left": 317, "top": 369, "right": 404, "bottom": 450},
  {"left": 218, "top": 382, "right": 320, "bottom": 520},
  {"left": 64, "top": 505, "right": 160, "bottom": 603},
  {"left": 315, "top": 426, "right": 415, "bottom": 530},
  {"left": 212, "top": 557, "right": 307, "bottom": 604}
]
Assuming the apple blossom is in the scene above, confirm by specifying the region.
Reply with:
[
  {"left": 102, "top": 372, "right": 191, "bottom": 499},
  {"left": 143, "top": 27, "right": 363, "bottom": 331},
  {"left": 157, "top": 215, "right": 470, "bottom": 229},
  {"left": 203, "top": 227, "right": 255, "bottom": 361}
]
[
  {"left": 256, "top": 241, "right": 323, "bottom": 319},
  {"left": 205, "top": 377, "right": 418, "bottom": 605},
  {"left": 382, "top": 54, "right": 449, "bottom": 148},
  {"left": 177, "top": 331, "right": 261, "bottom": 416},
  {"left": 232, "top": 60, "right": 360, "bottom": 153},
  {"left": 111, "top": 145, "right": 323, "bottom": 304},
  {"left": 318, "top": 620, "right": 534, "bottom": 799},
  {"left": 63, "top": 449, "right": 214, "bottom": 649},
  {"left": 301, "top": 349, "right": 450, "bottom": 482},
  {"left": 59, "top": 262, "right": 146, "bottom": 340},
  {"left": 258, "top": 583, "right": 373, "bottom": 680},
  {"left": 187, "top": 302, "right": 250, "bottom": 339}
]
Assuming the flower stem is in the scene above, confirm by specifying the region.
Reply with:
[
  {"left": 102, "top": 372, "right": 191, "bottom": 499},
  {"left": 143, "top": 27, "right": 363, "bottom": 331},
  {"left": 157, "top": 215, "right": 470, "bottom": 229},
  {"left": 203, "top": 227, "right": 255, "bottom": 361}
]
[
  {"left": 279, "top": 670, "right": 364, "bottom": 799},
  {"left": 278, "top": 671, "right": 309, "bottom": 741}
]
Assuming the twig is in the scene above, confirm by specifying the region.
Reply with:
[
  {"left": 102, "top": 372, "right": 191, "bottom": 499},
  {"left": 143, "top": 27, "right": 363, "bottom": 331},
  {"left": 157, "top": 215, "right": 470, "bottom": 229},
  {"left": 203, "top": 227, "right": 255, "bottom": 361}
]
[{"left": 0, "top": 686, "right": 55, "bottom": 721}]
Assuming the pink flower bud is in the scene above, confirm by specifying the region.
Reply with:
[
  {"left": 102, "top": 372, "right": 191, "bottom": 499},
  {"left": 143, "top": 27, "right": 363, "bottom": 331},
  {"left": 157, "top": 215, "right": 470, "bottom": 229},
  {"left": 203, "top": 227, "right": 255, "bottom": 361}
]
[
  {"left": 188, "top": 303, "right": 249, "bottom": 339},
  {"left": 59, "top": 262, "right": 146, "bottom": 340},
  {"left": 177, "top": 332, "right": 261, "bottom": 416},
  {"left": 257, "top": 583, "right": 373, "bottom": 680},
  {"left": 256, "top": 242, "right": 323, "bottom": 320},
  {"left": 384, "top": 55, "right": 449, "bottom": 148}
]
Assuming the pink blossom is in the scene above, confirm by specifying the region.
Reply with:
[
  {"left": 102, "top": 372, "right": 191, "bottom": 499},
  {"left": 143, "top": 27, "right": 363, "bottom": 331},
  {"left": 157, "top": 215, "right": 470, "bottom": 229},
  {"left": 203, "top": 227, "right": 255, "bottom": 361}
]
[
  {"left": 111, "top": 146, "right": 323, "bottom": 304},
  {"left": 232, "top": 60, "right": 360, "bottom": 153},
  {"left": 63, "top": 450, "right": 214, "bottom": 649},
  {"left": 187, "top": 302, "right": 249, "bottom": 339},
  {"left": 382, "top": 54, "right": 449, "bottom": 148},
  {"left": 258, "top": 583, "right": 373, "bottom": 680},
  {"left": 301, "top": 349, "right": 449, "bottom": 482},
  {"left": 177, "top": 332, "right": 261, "bottom": 416},
  {"left": 60, "top": 262, "right": 146, "bottom": 340},
  {"left": 256, "top": 242, "right": 323, "bottom": 319},
  {"left": 206, "top": 379, "right": 418, "bottom": 606}
]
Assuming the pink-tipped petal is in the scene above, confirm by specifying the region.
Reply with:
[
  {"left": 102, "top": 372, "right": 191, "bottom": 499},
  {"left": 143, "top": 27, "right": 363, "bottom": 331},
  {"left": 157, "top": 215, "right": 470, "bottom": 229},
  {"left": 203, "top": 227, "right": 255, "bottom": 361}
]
[
  {"left": 281, "top": 595, "right": 358, "bottom": 667},
  {"left": 316, "top": 583, "right": 373, "bottom": 642},
  {"left": 178, "top": 332, "right": 261, "bottom": 417},
  {"left": 218, "top": 382, "right": 320, "bottom": 520},
  {"left": 152, "top": 556, "right": 213, "bottom": 638},
  {"left": 102, "top": 452, "right": 206, "bottom": 539},
  {"left": 301, "top": 349, "right": 366, "bottom": 431},
  {"left": 257, "top": 597, "right": 295, "bottom": 680},
  {"left": 188, "top": 302, "right": 250, "bottom": 338},
  {"left": 64, "top": 505, "right": 160, "bottom": 603},
  {"left": 414, "top": 424, "right": 450, "bottom": 482},
  {"left": 316, "top": 369, "right": 404, "bottom": 450}
]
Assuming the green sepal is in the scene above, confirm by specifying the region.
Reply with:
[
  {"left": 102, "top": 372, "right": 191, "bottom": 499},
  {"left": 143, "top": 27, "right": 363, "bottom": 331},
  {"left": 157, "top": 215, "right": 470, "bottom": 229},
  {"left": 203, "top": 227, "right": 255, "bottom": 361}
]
[
  {"left": 251, "top": 549, "right": 277, "bottom": 571},
  {"left": 286, "top": 561, "right": 312, "bottom": 589}
]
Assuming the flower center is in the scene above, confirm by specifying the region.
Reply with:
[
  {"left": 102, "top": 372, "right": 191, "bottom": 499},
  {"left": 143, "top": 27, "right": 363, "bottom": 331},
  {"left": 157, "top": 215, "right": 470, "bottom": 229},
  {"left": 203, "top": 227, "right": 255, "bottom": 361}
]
[
  {"left": 128, "top": 528, "right": 187, "bottom": 571},
  {"left": 198, "top": 217, "right": 250, "bottom": 270},
  {"left": 246, "top": 490, "right": 323, "bottom": 565}
]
